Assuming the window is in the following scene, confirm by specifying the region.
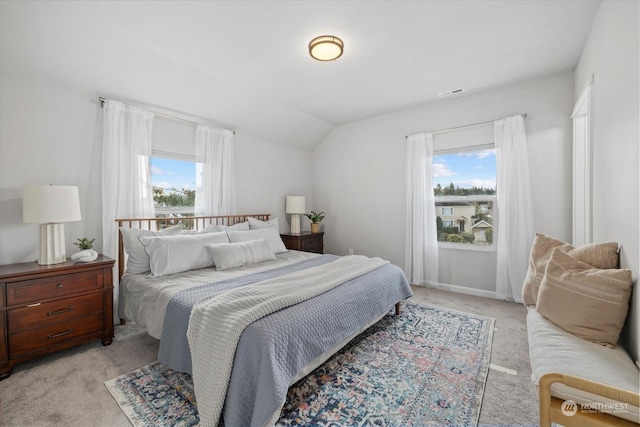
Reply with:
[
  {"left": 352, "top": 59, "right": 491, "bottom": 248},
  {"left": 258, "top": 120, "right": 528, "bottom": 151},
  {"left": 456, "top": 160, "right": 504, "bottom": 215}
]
[
  {"left": 150, "top": 116, "right": 199, "bottom": 218},
  {"left": 150, "top": 156, "right": 197, "bottom": 217},
  {"left": 433, "top": 147, "right": 496, "bottom": 248}
]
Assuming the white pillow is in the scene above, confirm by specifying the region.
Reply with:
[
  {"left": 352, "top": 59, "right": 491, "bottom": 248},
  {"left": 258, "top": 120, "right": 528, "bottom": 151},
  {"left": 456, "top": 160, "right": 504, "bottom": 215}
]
[
  {"left": 119, "top": 224, "right": 182, "bottom": 274},
  {"left": 215, "top": 221, "right": 250, "bottom": 231},
  {"left": 248, "top": 217, "right": 280, "bottom": 233},
  {"left": 139, "top": 231, "right": 230, "bottom": 277},
  {"left": 227, "top": 227, "right": 288, "bottom": 254},
  {"left": 203, "top": 223, "right": 225, "bottom": 232},
  {"left": 206, "top": 239, "right": 276, "bottom": 271},
  {"left": 181, "top": 223, "right": 225, "bottom": 235}
]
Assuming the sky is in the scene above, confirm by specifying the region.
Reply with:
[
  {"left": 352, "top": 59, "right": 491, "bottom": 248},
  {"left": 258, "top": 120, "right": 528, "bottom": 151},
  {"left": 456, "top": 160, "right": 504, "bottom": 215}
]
[
  {"left": 151, "top": 149, "right": 496, "bottom": 194},
  {"left": 151, "top": 157, "right": 197, "bottom": 193},
  {"left": 432, "top": 148, "right": 496, "bottom": 190}
]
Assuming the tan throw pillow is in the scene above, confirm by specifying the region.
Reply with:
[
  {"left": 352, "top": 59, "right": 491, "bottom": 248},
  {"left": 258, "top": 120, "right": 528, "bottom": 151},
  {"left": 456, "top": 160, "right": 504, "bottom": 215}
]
[
  {"left": 522, "top": 234, "right": 573, "bottom": 305},
  {"left": 570, "top": 241, "right": 620, "bottom": 270},
  {"left": 536, "top": 249, "right": 632, "bottom": 347},
  {"left": 521, "top": 234, "right": 619, "bottom": 305}
]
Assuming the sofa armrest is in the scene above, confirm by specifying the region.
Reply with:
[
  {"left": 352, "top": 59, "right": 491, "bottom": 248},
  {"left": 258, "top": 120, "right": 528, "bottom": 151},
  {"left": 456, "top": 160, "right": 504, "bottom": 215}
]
[{"left": 539, "top": 372, "right": 640, "bottom": 427}]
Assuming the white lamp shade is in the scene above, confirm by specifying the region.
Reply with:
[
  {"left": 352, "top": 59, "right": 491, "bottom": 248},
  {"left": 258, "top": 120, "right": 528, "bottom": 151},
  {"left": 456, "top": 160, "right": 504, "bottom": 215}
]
[
  {"left": 285, "top": 196, "right": 306, "bottom": 214},
  {"left": 23, "top": 185, "right": 82, "bottom": 224}
]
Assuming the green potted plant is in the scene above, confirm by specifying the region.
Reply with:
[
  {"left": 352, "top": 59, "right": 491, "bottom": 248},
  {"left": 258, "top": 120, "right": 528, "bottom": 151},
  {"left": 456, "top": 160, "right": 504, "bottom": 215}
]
[
  {"left": 74, "top": 237, "right": 95, "bottom": 250},
  {"left": 305, "top": 210, "right": 325, "bottom": 233}
]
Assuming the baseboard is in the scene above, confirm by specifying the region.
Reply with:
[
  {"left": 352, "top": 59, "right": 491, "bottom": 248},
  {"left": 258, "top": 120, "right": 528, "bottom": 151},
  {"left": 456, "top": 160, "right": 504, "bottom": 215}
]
[{"left": 413, "top": 281, "right": 497, "bottom": 299}]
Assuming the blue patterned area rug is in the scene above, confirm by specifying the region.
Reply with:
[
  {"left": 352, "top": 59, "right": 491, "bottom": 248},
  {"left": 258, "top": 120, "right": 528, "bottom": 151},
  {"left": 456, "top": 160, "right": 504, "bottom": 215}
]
[{"left": 105, "top": 301, "right": 494, "bottom": 426}]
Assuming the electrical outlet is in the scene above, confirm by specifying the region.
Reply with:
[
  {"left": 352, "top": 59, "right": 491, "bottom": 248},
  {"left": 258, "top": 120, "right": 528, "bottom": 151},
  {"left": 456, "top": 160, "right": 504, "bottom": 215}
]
[{"left": 348, "top": 248, "right": 354, "bottom": 255}]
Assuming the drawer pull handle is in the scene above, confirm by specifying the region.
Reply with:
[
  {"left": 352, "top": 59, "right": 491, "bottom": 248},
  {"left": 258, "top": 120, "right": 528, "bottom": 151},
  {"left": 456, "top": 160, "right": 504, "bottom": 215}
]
[
  {"left": 48, "top": 329, "right": 74, "bottom": 339},
  {"left": 47, "top": 306, "right": 73, "bottom": 316},
  {"left": 27, "top": 303, "right": 42, "bottom": 308},
  {"left": 56, "top": 284, "right": 64, "bottom": 289}
]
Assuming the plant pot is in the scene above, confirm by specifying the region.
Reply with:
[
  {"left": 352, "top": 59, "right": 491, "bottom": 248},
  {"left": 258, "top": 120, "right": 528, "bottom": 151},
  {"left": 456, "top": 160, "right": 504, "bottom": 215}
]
[{"left": 310, "top": 223, "right": 320, "bottom": 233}]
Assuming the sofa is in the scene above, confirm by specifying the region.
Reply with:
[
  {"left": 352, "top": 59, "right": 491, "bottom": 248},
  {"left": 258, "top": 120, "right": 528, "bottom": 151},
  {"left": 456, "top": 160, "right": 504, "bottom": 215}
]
[{"left": 523, "top": 234, "right": 640, "bottom": 426}]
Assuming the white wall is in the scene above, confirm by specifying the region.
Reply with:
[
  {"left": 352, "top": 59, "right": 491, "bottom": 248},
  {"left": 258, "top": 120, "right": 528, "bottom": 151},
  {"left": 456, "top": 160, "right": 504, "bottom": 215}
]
[
  {"left": 313, "top": 72, "right": 575, "bottom": 296},
  {"left": 235, "top": 133, "right": 314, "bottom": 232},
  {"left": 0, "top": 75, "right": 102, "bottom": 265},
  {"left": 0, "top": 74, "right": 314, "bottom": 264},
  {"left": 574, "top": 0, "right": 639, "bottom": 363}
]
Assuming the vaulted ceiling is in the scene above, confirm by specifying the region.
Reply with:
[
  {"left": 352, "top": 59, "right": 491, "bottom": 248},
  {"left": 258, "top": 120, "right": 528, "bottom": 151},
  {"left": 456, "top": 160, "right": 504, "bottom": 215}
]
[{"left": 0, "top": 1, "right": 600, "bottom": 148}]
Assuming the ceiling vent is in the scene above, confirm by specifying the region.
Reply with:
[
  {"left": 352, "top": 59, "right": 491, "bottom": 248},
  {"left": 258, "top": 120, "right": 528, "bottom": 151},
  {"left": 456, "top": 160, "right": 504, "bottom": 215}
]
[{"left": 438, "top": 88, "right": 465, "bottom": 98}]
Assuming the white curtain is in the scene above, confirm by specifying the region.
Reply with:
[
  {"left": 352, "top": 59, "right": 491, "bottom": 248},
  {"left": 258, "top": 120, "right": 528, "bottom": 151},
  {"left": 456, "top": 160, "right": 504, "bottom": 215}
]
[
  {"left": 194, "top": 125, "right": 236, "bottom": 216},
  {"left": 405, "top": 132, "right": 439, "bottom": 285},
  {"left": 102, "top": 100, "right": 155, "bottom": 320},
  {"left": 495, "top": 115, "right": 535, "bottom": 302}
]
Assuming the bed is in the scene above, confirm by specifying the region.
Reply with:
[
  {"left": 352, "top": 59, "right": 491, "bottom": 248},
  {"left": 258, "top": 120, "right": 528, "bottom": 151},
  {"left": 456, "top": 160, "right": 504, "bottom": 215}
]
[{"left": 116, "top": 214, "right": 413, "bottom": 427}]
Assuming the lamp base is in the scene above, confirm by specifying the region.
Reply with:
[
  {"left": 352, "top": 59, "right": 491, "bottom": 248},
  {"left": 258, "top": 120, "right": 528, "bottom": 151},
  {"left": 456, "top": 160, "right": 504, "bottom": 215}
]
[
  {"left": 290, "top": 214, "right": 301, "bottom": 234},
  {"left": 38, "top": 223, "right": 67, "bottom": 265}
]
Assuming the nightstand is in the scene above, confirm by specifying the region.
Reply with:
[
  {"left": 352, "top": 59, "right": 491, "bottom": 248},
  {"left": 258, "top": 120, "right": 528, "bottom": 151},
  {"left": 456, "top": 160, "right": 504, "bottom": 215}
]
[
  {"left": 0, "top": 255, "right": 115, "bottom": 380},
  {"left": 280, "top": 231, "right": 324, "bottom": 254}
]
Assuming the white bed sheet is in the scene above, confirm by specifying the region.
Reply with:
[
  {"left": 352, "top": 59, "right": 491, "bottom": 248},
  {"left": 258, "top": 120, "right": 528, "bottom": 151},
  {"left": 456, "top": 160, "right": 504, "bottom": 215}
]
[{"left": 119, "top": 250, "right": 319, "bottom": 339}]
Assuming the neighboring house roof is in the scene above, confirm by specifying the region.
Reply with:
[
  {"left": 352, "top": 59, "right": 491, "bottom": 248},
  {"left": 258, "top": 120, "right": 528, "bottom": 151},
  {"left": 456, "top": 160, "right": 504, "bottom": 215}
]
[{"left": 471, "top": 220, "right": 493, "bottom": 229}]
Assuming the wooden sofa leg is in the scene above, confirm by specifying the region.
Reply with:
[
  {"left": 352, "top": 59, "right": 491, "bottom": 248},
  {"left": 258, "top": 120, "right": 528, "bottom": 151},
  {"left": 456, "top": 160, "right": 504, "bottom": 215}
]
[
  {"left": 538, "top": 373, "right": 560, "bottom": 427},
  {"left": 395, "top": 302, "right": 400, "bottom": 315}
]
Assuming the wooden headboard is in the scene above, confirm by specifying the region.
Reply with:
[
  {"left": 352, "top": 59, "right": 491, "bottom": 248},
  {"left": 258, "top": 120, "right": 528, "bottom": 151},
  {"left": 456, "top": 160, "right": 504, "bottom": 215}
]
[{"left": 116, "top": 214, "right": 271, "bottom": 279}]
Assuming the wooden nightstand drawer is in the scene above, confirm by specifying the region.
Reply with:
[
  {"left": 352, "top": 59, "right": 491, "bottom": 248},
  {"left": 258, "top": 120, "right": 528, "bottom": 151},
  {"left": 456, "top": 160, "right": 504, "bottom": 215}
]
[
  {"left": 300, "top": 236, "right": 322, "bottom": 251},
  {"left": 9, "top": 312, "right": 104, "bottom": 358},
  {"left": 6, "top": 270, "right": 103, "bottom": 305},
  {"left": 280, "top": 232, "right": 324, "bottom": 254},
  {"left": 8, "top": 293, "right": 103, "bottom": 333}
]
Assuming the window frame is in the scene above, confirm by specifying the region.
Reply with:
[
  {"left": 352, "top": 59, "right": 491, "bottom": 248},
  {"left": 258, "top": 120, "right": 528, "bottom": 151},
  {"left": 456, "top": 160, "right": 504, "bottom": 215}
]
[
  {"left": 433, "top": 143, "right": 497, "bottom": 252},
  {"left": 441, "top": 207, "right": 454, "bottom": 215}
]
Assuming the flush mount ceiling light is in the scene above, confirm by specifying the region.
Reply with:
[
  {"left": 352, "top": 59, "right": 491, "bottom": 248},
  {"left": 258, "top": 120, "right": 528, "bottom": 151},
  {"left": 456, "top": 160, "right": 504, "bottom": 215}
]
[{"left": 309, "top": 35, "right": 344, "bottom": 61}]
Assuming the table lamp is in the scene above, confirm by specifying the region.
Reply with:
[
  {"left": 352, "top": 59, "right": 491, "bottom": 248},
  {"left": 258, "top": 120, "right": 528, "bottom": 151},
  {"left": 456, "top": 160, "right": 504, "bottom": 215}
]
[
  {"left": 285, "top": 196, "right": 305, "bottom": 234},
  {"left": 23, "top": 185, "right": 82, "bottom": 265}
]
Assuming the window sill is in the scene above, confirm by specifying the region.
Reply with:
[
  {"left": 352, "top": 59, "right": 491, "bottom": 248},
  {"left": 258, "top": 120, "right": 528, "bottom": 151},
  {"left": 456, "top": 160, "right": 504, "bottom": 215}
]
[{"left": 438, "top": 242, "right": 496, "bottom": 252}]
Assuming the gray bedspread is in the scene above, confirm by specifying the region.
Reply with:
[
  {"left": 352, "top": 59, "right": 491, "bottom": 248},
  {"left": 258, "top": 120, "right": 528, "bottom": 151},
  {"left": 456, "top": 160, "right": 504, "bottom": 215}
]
[
  {"left": 158, "top": 255, "right": 334, "bottom": 373},
  {"left": 158, "top": 254, "right": 413, "bottom": 427}
]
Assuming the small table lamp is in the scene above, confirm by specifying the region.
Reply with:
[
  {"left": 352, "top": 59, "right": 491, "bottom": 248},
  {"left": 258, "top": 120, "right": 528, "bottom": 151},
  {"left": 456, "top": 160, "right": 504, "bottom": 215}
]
[
  {"left": 23, "top": 185, "right": 82, "bottom": 265},
  {"left": 285, "top": 196, "right": 306, "bottom": 234}
]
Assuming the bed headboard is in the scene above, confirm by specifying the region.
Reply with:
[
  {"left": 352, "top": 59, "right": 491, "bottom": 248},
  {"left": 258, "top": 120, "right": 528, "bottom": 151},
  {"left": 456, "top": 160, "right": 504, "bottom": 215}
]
[{"left": 116, "top": 214, "right": 271, "bottom": 280}]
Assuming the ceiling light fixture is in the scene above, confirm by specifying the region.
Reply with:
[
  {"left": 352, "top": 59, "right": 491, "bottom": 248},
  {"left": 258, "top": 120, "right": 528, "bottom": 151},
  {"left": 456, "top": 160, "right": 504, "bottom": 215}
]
[{"left": 309, "top": 35, "right": 344, "bottom": 61}]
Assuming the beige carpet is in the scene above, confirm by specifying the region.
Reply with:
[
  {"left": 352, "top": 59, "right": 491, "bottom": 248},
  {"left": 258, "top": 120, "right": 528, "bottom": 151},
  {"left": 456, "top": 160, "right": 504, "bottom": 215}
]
[{"left": 0, "top": 286, "right": 539, "bottom": 426}]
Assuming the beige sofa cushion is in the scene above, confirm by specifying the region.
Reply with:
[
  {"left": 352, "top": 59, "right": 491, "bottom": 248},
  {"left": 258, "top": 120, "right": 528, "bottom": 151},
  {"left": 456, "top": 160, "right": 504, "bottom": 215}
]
[
  {"left": 526, "top": 307, "right": 640, "bottom": 423},
  {"left": 521, "top": 234, "right": 619, "bottom": 305},
  {"left": 536, "top": 249, "right": 632, "bottom": 347}
]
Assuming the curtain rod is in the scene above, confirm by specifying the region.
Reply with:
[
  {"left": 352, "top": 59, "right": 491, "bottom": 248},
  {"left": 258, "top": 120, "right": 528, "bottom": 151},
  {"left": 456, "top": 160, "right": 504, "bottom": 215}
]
[
  {"left": 405, "top": 114, "right": 527, "bottom": 139},
  {"left": 99, "top": 97, "right": 235, "bottom": 134}
]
